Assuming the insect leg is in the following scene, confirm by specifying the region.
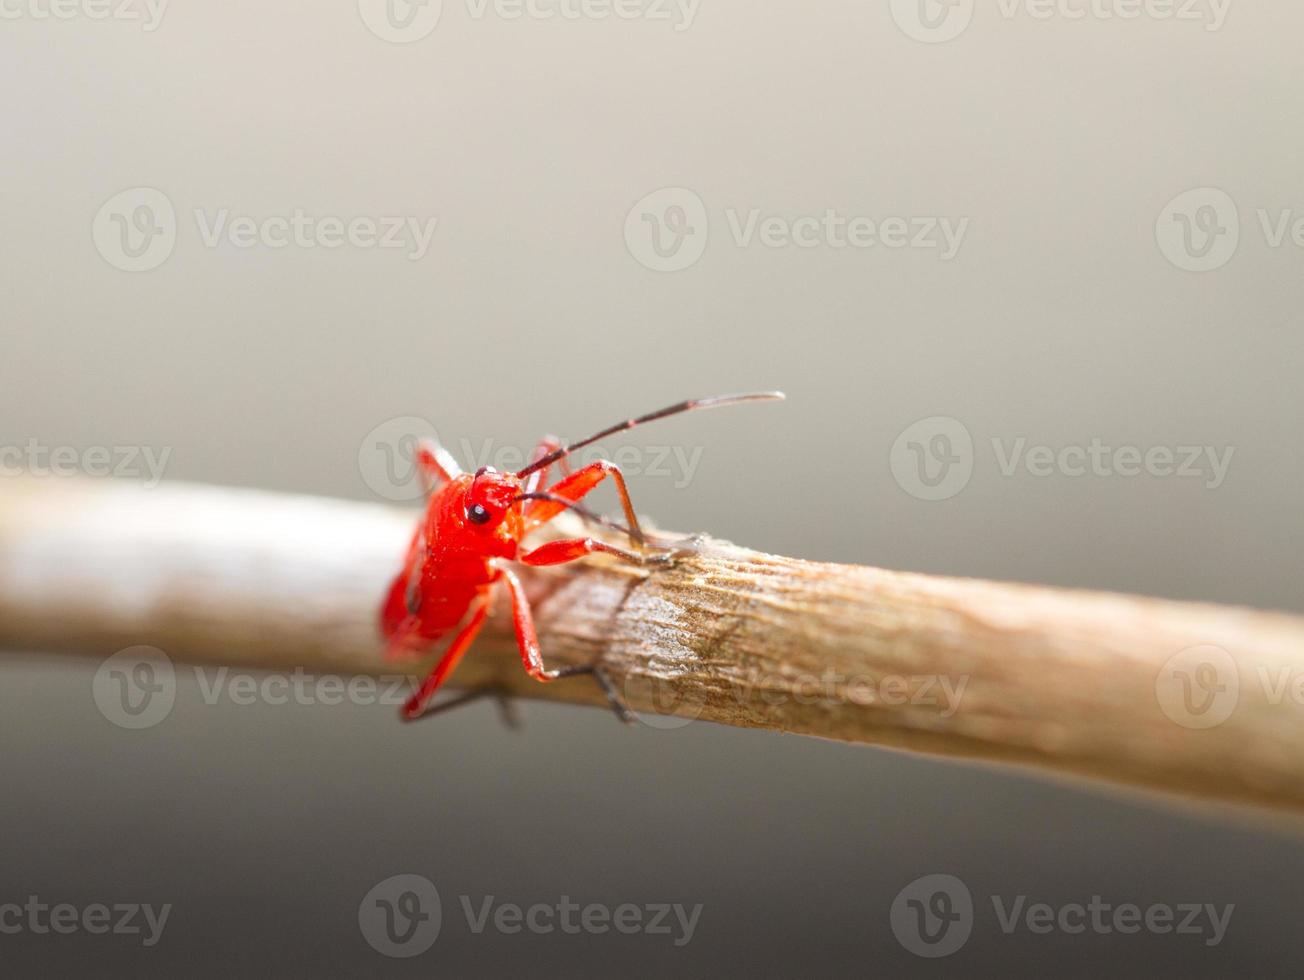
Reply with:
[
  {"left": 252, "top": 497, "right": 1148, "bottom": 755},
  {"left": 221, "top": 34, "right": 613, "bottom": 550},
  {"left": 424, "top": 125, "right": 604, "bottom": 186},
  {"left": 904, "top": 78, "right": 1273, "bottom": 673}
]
[
  {"left": 498, "top": 566, "right": 633, "bottom": 723},
  {"left": 523, "top": 460, "right": 646, "bottom": 546},
  {"left": 415, "top": 437, "right": 462, "bottom": 493},
  {"left": 518, "top": 536, "right": 679, "bottom": 568},
  {"left": 400, "top": 601, "right": 490, "bottom": 721},
  {"left": 399, "top": 685, "right": 522, "bottom": 729},
  {"left": 383, "top": 613, "right": 425, "bottom": 661},
  {"left": 522, "top": 436, "right": 572, "bottom": 496}
]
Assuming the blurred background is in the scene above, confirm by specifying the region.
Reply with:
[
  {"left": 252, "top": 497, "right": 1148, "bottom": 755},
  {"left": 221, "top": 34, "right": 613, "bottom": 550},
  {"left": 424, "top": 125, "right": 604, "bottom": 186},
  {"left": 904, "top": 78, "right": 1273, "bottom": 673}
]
[{"left": 2, "top": 1, "right": 1303, "bottom": 975}]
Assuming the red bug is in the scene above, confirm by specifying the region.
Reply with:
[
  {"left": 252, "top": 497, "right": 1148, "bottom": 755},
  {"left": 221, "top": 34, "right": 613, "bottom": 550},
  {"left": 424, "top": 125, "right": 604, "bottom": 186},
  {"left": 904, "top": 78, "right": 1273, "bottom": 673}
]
[{"left": 380, "top": 392, "right": 785, "bottom": 722}]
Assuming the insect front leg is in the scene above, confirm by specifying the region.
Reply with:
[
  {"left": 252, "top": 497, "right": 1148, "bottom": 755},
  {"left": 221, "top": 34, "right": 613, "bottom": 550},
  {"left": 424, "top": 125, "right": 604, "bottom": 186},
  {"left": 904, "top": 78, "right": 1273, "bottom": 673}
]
[{"left": 498, "top": 567, "right": 633, "bottom": 723}]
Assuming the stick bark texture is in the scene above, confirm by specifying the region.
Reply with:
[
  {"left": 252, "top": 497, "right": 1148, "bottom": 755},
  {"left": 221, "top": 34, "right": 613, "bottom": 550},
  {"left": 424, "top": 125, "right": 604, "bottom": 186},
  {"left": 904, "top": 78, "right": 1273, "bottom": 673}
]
[{"left": 2, "top": 476, "right": 1304, "bottom": 813}]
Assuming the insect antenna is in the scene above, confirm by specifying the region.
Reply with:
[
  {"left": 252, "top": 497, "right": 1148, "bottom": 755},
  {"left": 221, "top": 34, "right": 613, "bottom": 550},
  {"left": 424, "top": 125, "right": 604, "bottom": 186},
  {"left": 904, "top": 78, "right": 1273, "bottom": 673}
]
[{"left": 515, "top": 391, "right": 785, "bottom": 479}]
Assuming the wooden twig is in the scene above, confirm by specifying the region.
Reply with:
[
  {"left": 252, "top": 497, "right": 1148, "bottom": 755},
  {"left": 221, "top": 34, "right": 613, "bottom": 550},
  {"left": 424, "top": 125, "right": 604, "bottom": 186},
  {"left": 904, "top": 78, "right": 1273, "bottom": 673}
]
[{"left": 2, "top": 476, "right": 1304, "bottom": 814}]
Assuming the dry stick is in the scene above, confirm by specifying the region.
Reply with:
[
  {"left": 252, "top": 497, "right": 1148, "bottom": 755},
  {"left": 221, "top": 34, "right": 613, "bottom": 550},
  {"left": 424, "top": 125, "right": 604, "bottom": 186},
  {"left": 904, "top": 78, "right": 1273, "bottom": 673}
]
[{"left": 2, "top": 476, "right": 1304, "bottom": 814}]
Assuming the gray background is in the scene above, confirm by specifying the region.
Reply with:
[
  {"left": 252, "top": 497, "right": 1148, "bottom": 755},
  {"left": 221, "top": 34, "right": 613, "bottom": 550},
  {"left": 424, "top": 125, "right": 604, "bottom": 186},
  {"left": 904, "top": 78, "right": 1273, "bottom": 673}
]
[{"left": 2, "top": 0, "right": 1303, "bottom": 975}]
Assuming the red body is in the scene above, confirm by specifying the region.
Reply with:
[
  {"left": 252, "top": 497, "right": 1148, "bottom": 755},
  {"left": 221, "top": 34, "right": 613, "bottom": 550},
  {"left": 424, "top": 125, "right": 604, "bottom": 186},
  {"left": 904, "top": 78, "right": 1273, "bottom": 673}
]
[{"left": 381, "top": 469, "right": 526, "bottom": 650}]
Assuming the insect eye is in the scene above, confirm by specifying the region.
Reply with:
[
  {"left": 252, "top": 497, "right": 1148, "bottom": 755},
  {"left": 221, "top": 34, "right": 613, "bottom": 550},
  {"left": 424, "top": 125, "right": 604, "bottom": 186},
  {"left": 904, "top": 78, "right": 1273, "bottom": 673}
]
[{"left": 467, "top": 503, "right": 491, "bottom": 525}]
